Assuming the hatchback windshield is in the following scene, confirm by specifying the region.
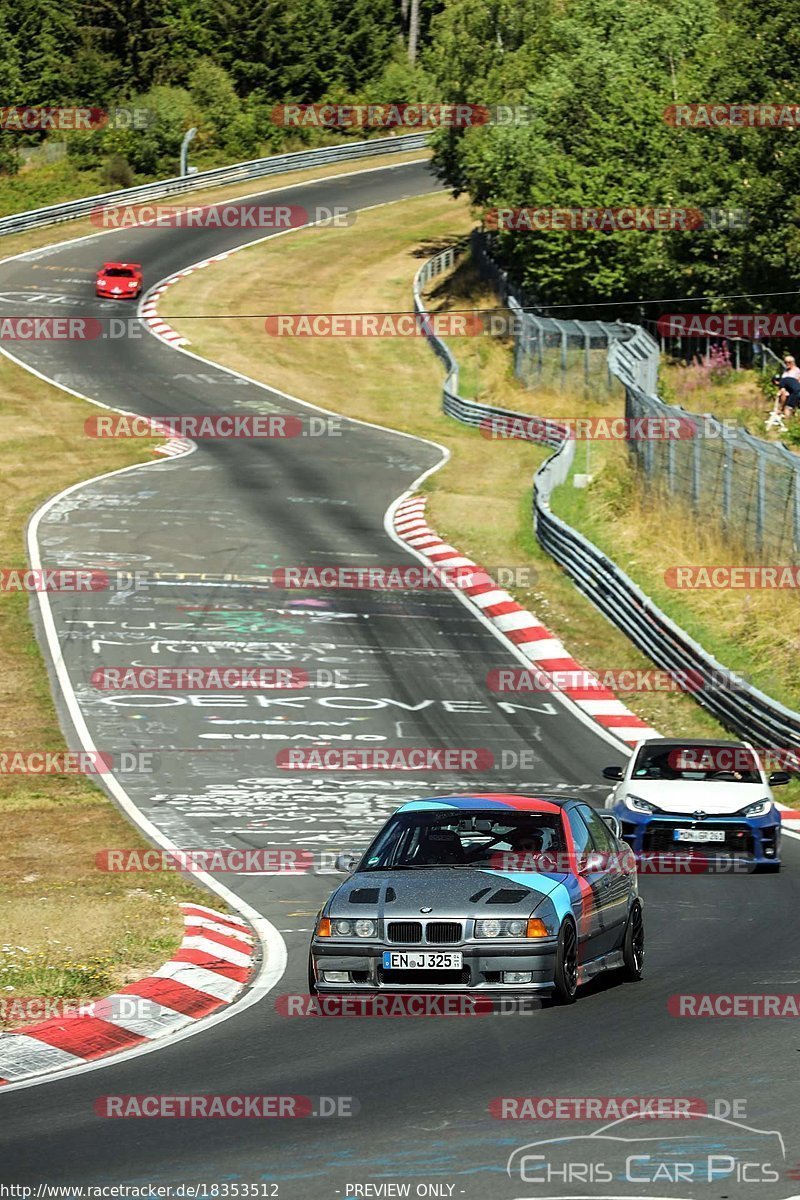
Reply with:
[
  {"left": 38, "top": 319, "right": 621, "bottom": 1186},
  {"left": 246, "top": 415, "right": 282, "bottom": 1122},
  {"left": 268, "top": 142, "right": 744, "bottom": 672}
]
[
  {"left": 632, "top": 743, "right": 760, "bottom": 783},
  {"left": 359, "top": 810, "right": 567, "bottom": 870}
]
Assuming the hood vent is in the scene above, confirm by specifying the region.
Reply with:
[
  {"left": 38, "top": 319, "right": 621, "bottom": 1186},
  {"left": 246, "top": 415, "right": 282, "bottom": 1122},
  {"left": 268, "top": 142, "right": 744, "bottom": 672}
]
[
  {"left": 469, "top": 887, "right": 491, "bottom": 902},
  {"left": 348, "top": 888, "right": 380, "bottom": 904},
  {"left": 486, "top": 888, "right": 531, "bottom": 905}
]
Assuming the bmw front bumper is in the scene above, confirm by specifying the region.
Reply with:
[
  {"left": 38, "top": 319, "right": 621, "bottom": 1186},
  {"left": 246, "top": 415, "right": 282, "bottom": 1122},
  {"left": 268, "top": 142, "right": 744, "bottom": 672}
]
[{"left": 311, "top": 937, "right": 559, "bottom": 992}]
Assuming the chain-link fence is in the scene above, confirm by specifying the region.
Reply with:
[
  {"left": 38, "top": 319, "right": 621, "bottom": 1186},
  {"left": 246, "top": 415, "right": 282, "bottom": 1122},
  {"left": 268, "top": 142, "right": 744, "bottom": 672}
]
[
  {"left": 624, "top": 385, "right": 800, "bottom": 561},
  {"left": 470, "top": 232, "right": 634, "bottom": 395},
  {"left": 475, "top": 232, "right": 800, "bottom": 562}
]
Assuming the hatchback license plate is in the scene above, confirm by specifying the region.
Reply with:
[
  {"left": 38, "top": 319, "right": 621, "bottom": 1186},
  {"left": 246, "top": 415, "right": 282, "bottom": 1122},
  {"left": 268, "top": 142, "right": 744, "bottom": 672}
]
[
  {"left": 382, "top": 951, "right": 463, "bottom": 970},
  {"left": 674, "top": 829, "right": 725, "bottom": 843}
]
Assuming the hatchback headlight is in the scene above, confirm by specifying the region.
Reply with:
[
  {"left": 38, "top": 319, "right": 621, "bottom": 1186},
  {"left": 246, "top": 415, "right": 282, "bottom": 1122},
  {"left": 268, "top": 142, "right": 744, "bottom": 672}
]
[
  {"left": 625, "top": 794, "right": 658, "bottom": 813},
  {"left": 739, "top": 799, "right": 773, "bottom": 818},
  {"left": 475, "top": 918, "right": 528, "bottom": 938}
]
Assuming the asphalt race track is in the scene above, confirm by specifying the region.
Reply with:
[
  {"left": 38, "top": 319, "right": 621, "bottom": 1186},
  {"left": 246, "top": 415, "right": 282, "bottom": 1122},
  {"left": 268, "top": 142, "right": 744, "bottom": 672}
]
[{"left": 1, "top": 159, "right": 799, "bottom": 1199}]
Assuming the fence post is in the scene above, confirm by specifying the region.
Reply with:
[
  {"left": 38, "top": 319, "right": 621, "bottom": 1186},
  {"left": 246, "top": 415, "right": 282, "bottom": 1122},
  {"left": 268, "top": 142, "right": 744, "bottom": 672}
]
[
  {"left": 560, "top": 323, "right": 568, "bottom": 387},
  {"left": 692, "top": 421, "right": 702, "bottom": 510},
  {"left": 756, "top": 453, "right": 766, "bottom": 552},
  {"left": 722, "top": 432, "right": 732, "bottom": 531}
]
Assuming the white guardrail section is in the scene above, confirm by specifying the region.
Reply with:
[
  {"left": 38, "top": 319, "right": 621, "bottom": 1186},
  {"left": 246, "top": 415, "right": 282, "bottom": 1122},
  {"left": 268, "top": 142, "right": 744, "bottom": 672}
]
[{"left": 0, "top": 133, "right": 429, "bottom": 236}]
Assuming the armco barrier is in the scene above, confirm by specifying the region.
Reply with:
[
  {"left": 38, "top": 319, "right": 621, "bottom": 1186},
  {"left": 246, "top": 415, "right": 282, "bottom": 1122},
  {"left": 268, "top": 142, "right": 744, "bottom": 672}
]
[
  {"left": 414, "top": 245, "right": 800, "bottom": 755},
  {"left": 0, "top": 134, "right": 429, "bottom": 237}
]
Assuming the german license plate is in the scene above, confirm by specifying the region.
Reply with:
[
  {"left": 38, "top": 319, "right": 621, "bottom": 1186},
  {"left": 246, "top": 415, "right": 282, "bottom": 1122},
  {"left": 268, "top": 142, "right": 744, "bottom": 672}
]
[
  {"left": 382, "top": 951, "right": 463, "bottom": 970},
  {"left": 674, "top": 829, "right": 725, "bottom": 843}
]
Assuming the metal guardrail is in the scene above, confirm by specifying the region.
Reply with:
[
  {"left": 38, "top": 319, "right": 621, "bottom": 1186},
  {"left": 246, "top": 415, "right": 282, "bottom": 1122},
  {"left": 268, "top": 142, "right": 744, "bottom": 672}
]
[
  {"left": 414, "top": 245, "right": 800, "bottom": 754},
  {"left": 0, "top": 133, "right": 429, "bottom": 237}
]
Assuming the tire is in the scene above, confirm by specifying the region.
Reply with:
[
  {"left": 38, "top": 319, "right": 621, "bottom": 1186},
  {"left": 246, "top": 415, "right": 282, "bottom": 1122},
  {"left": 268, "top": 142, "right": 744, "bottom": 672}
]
[
  {"left": 621, "top": 901, "right": 645, "bottom": 981},
  {"left": 552, "top": 919, "right": 579, "bottom": 1004},
  {"left": 754, "top": 862, "right": 781, "bottom": 874}
]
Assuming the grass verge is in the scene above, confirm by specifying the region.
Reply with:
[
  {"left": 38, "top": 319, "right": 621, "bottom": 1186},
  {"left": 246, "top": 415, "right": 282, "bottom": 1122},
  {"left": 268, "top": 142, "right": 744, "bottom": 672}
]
[
  {"left": 159, "top": 193, "right": 743, "bottom": 751},
  {"left": 0, "top": 353, "right": 217, "bottom": 1028}
]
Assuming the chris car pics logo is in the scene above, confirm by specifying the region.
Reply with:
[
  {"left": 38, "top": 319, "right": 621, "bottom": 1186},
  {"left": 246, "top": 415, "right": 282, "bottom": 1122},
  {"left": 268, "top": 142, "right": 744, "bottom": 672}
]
[{"left": 506, "top": 1112, "right": 785, "bottom": 1187}]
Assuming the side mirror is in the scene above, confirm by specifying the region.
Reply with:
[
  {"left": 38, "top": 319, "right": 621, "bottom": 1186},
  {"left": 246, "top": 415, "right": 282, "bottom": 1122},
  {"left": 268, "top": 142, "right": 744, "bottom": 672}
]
[
  {"left": 769, "top": 771, "right": 791, "bottom": 786},
  {"left": 602, "top": 765, "right": 624, "bottom": 781},
  {"left": 598, "top": 811, "right": 622, "bottom": 838},
  {"left": 334, "top": 852, "right": 361, "bottom": 873}
]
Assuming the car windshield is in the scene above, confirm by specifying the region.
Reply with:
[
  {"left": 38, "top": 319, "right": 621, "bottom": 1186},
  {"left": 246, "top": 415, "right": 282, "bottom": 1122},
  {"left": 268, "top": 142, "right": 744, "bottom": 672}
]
[
  {"left": 358, "top": 810, "right": 567, "bottom": 871},
  {"left": 632, "top": 743, "right": 760, "bottom": 783},
  {"left": 103, "top": 267, "right": 134, "bottom": 277}
]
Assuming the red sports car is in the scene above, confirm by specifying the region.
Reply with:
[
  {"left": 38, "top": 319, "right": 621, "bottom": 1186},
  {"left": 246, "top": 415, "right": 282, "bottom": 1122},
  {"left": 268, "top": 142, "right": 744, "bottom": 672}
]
[{"left": 95, "top": 262, "right": 143, "bottom": 299}]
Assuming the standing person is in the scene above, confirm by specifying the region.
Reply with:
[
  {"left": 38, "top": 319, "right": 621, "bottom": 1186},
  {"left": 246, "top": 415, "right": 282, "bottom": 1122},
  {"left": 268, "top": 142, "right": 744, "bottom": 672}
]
[{"left": 766, "top": 372, "right": 800, "bottom": 430}]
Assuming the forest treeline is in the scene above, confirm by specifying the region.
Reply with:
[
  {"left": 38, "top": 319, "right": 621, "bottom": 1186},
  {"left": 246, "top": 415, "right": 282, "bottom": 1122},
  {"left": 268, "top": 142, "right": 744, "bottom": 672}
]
[{"left": 3, "top": 0, "right": 798, "bottom": 312}]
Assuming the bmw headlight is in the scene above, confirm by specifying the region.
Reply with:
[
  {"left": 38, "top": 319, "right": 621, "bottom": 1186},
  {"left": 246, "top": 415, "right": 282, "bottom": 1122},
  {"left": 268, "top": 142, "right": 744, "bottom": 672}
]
[
  {"left": 625, "top": 794, "right": 658, "bottom": 813},
  {"left": 475, "top": 918, "right": 528, "bottom": 938},
  {"left": 331, "top": 918, "right": 376, "bottom": 938},
  {"left": 739, "top": 799, "right": 773, "bottom": 818}
]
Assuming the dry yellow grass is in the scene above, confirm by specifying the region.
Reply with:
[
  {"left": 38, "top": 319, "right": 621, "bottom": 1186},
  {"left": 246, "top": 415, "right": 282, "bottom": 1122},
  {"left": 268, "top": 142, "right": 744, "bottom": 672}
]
[
  {"left": 160, "top": 191, "right": 728, "bottom": 742},
  {"left": 0, "top": 352, "right": 214, "bottom": 1020}
]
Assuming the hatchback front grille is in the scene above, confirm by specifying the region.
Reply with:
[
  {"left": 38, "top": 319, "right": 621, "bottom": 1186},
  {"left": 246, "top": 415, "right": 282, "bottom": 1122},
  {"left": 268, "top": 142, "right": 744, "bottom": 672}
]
[
  {"left": 643, "top": 824, "right": 754, "bottom": 855},
  {"left": 387, "top": 921, "right": 423, "bottom": 944}
]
